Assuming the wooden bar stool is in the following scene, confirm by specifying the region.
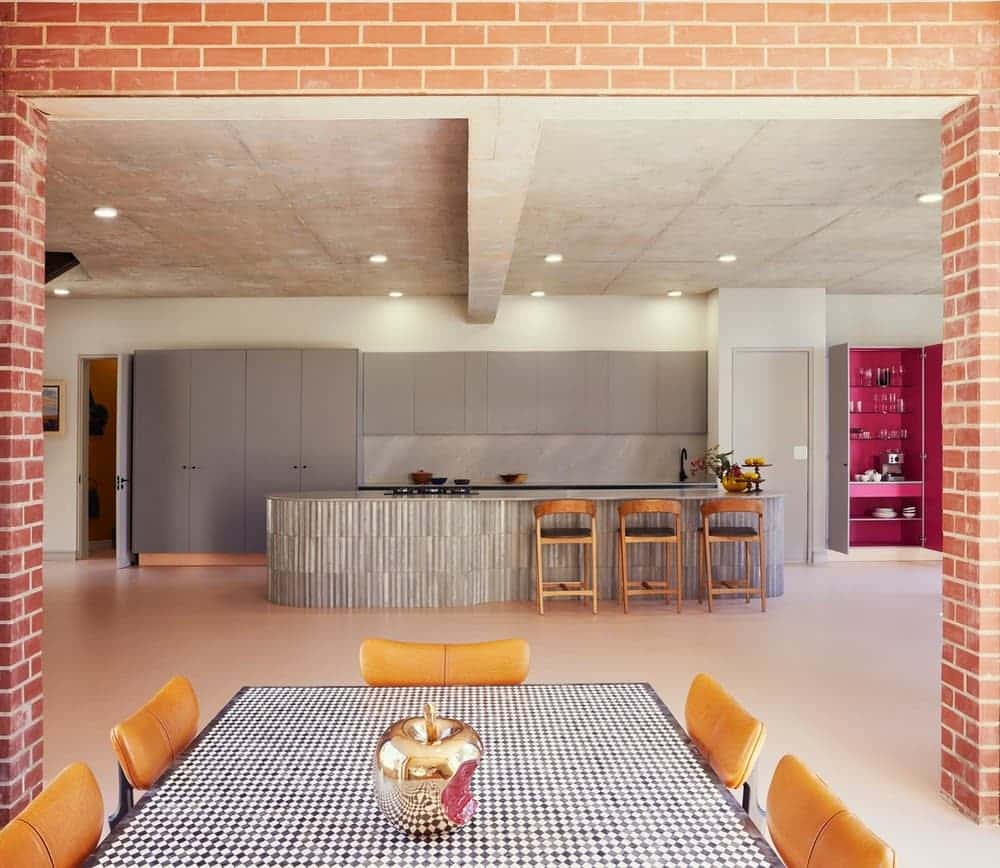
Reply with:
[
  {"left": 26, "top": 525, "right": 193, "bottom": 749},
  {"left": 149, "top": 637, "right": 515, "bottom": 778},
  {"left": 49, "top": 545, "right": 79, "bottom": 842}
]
[
  {"left": 699, "top": 499, "right": 766, "bottom": 612},
  {"left": 617, "top": 499, "right": 682, "bottom": 613},
  {"left": 533, "top": 499, "right": 598, "bottom": 615}
]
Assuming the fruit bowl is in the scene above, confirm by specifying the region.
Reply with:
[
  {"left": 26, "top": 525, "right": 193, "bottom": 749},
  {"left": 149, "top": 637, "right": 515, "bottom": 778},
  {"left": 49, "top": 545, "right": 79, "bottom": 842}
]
[
  {"left": 721, "top": 476, "right": 749, "bottom": 493},
  {"left": 499, "top": 473, "right": 527, "bottom": 485}
]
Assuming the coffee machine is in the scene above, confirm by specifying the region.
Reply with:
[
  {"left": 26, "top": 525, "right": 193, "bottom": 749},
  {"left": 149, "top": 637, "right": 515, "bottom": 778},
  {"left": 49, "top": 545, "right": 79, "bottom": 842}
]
[{"left": 880, "top": 450, "right": 904, "bottom": 481}]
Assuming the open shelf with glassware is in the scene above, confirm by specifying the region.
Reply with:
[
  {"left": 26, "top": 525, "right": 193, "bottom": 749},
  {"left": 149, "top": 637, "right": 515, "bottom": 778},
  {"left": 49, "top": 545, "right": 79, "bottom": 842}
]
[{"left": 828, "top": 343, "right": 943, "bottom": 555}]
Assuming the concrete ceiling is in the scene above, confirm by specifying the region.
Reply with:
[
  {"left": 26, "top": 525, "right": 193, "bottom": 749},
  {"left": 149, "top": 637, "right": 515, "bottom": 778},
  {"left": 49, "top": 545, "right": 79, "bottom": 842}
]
[{"left": 43, "top": 96, "right": 949, "bottom": 319}]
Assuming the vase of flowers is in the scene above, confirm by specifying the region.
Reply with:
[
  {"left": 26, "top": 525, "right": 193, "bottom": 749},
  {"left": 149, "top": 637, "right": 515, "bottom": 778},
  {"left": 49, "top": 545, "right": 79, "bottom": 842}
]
[{"left": 690, "top": 445, "right": 736, "bottom": 486}]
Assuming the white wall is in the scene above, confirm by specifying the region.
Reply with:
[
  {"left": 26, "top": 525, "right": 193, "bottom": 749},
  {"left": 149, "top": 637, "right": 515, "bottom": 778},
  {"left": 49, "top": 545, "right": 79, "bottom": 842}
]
[
  {"left": 43, "top": 294, "right": 708, "bottom": 553},
  {"left": 826, "top": 294, "right": 943, "bottom": 347},
  {"left": 712, "top": 287, "right": 829, "bottom": 561}
]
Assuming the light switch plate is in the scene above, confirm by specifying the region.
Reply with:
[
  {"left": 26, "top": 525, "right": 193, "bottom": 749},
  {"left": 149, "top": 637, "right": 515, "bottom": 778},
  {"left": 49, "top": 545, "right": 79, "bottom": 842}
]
[{"left": 793, "top": 445, "right": 808, "bottom": 460}]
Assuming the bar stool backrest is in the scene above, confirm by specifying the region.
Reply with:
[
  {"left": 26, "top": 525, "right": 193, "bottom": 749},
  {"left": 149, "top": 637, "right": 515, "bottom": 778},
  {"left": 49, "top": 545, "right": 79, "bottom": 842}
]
[
  {"left": 618, "top": 498, "right": 682, "bottom": 518},
  {"left": 700, "top": 498, "right": 764, "bottom": 518},
  {"left": 533, "top": 499, "right": 597, "bottom": 519}
]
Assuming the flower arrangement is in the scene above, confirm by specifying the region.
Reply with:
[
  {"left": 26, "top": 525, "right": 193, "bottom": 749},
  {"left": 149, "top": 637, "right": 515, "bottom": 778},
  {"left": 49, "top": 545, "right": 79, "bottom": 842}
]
[{"left": 689, "top": 445, "right": 736, "bottom": 482}]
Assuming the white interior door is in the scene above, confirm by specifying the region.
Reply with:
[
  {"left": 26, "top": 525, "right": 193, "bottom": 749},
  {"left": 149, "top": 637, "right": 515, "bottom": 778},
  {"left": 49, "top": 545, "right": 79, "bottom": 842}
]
[
  {"left": 732, "top": 349, "right": 811, "bottom": 562},
  {"left": 115, "top": 353, "right": 133, "bottom": 568}
]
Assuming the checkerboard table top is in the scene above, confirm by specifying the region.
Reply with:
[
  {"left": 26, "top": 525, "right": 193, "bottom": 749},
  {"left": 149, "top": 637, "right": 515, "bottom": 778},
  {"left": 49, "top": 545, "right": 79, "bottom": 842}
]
[{"left": 87, "top": 683, "right": 780, "bottom": 867}]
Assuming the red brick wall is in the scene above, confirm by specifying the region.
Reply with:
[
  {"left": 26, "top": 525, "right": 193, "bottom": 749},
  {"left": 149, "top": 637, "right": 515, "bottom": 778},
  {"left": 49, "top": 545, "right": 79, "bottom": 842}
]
[
  {"left": 0, "top": 1, "right": 997, "bottom": 95},
  {"left": 0, "top": 94, "right": 46, "bottom": 825},
  {"left": 940, "top": 90, "right": 1000, "bottom": 825}
]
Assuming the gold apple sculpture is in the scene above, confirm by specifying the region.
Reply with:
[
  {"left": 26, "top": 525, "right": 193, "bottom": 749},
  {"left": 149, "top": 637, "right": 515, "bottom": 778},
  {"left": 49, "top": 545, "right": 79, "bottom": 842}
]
[{"left": 374, "top": 703, "right": 483, "bottom": 835}]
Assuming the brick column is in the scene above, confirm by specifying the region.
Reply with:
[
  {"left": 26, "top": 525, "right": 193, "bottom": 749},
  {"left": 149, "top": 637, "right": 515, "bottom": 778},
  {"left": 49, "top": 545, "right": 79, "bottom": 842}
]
[
  {"left": 940, "top": 91, "right": 1000, "bottom": 825},
  {"left": 0, "top": 95, "right": 46, "bottom": 823}
]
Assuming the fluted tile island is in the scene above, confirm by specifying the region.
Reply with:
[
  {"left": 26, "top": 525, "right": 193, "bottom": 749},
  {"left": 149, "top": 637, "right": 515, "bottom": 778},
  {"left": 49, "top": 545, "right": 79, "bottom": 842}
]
[{"left": 266, "top": 487, "right": 784, "bottom": 608}]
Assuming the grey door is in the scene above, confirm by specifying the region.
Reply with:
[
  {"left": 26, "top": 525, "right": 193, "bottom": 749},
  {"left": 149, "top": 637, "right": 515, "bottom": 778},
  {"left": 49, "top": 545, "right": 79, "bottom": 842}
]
[
  {"left": 657, "top": 352, "right": 708, "bottom": 433},
  {"left": 537, "top": 352, "right": 587, "bottom": 433},
  {"left": 246, "top": 350, "right": 303, "bottom": 554},
  {"left": 189, "top": 350, "right": 246, "bottom": 553},
  {"left": 131, "top": 350, "right": 191, "bottom": 553},
  {"left": 301, "top": 349, "right": 358, "bottom": 491},
  {"left": 414, "top": 352, "right": 465, "bottom": 434},
  {"left": 487, "top": 352, "right": 538, "bottom": 433},
  {"left": 828, "top": 343, "right": 850, "bottom": 554},
  {"left": 115, "top": 353, "right": 134, "bottom": 567},
  {"left": 363, "top": 353, "right": 414, "bottom": 434},
  {"left": 609, "top": 352, "right": 658, "bottom": 434}
]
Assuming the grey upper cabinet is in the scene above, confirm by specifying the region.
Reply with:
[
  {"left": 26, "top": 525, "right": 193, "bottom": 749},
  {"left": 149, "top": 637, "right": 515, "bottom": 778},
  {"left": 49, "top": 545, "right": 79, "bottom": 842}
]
[
  {"left": 189, "top": 351, "right": 247, "bottom": 553},
  {"left": 132, "top": 350, "right": 191, "bottom": 552},
  {"left": 414, "top": 352, "right": 465, "bottom": 434},
  {"left": 301, "top": 349, "right": 358, "bottom": 491},
  {"left": 364, "top": 353, "right": 414, "bottom": 434},
  {"left": 582, "top": 352, "right": 611, "bottom": 434},
  {"left": 464, "top": 352, "right": 488, "bottom": 434},
  {"left": 245, "top": 350, "right": 302, "bottom": 554},
  {"left": 487, "top": 352, "right": 538, "bottom": 434},
  {"left": 537, "top": 352, "right": 588, "bottom": 434},
  {"left": 609, "top": 352, "right": 658, "bottom": 434},
  {"left": 656, "top": 351, "right": 708, "bottom": 433}
]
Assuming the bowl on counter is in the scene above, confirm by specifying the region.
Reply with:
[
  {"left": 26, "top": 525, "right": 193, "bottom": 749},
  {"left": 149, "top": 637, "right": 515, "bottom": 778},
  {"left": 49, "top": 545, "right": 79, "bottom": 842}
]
[
  {"left": 721, "top": 476, "right": 749, "bottom": 493},
  {"left": 430, "top": 476, "right": 448, "bottom": 485},
  {"left": 411, "top": 470, "right": 434, "bottom": 485},
  {"left": 453, "top": 478, "right": 471, "bottom": 486},
  {"left": 499, "top": 473, "right": 527, "bottom": 485}
]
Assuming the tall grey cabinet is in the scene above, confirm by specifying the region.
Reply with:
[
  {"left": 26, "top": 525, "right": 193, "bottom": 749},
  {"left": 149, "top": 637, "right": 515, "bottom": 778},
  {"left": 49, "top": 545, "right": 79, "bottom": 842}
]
[{"left": 133, "top": 348, "right": 358, "bottom": 556}]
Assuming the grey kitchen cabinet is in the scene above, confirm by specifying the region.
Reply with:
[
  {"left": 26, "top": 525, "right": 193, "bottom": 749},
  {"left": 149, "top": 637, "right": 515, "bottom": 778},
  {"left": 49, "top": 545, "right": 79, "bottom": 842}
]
[
  {"left": 537, "top": 352, "right": 588, "bottom": 434},
  {"left": 487, "top": 352, "right": 538, "bottom": 434},
  {"left": 582, "top": 352, "right": 611, "bottom": 434},
  {"left": 364, "top": 353, "right": 414, "bottom": 434},
  {"left": 609, "top": 352, "right": 659, "bottom": 434},
  {"left": 656, "top": 351, "right": 708, "bottom": 433},
  {"left": 464, "top": 352, "right": 488, "bottom": 434},
  {"left": 132, "top": 350, "right": 192, "bottom": 552},
  {"left": 245, "top": 350, "right": 302, "bottom": 554},
  {"left": 413, "top": 352, "right": 465, "bottom": 434},
  {"left": 301, "top": 349, "right": 358, "bottom": 491},
  {"left": 189, "top": 351, "right": 247, "bottom": 553}
]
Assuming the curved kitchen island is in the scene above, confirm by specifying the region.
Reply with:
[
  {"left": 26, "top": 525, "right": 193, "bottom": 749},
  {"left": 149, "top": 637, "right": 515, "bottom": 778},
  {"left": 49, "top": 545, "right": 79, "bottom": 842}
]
[{"left": 267, "top": 488, "right": 784, "bottom": 608}]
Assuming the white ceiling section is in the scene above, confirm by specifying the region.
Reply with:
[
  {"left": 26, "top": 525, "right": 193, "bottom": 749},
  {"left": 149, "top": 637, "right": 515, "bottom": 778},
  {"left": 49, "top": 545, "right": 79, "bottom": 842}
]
[{"left": 40, "top": 96, "right": 960, "bottom": 322}]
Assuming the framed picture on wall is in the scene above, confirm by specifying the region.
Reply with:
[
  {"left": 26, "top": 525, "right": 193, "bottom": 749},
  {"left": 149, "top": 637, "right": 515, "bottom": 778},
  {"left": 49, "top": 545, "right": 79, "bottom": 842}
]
[{"left": 43, "top": 380, "right": 66, "bottom": 435}]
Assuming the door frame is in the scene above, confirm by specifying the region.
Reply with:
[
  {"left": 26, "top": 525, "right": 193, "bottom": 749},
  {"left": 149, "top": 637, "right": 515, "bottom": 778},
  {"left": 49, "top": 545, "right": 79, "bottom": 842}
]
[
  {"left": 730, "top": 347, "right": 814, "bottom": 563},
  {"left": 75, "top": 354, "right": 119, "bottom": 560}
]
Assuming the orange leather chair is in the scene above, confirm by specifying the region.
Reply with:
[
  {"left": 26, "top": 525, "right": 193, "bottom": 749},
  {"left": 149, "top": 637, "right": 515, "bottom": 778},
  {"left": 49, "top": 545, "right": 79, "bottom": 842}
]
[
  {"left": 359, "top": 638, "right": 530, "bottom": 687},
  {"left": 684, "top": 673, "right": 766, "bottom": 811},
  {"left": 0, "top": 762, "right": 103, "bottom": 868},
  {"left": 767, "top": 754, "right": 896, "bottom": 868},
  {"left": 109, "top": 675, "right": 199, "bottom": 828}
]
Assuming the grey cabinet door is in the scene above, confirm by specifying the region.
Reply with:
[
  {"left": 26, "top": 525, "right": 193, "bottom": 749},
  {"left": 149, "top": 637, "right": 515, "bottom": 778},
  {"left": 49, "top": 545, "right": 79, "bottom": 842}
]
[
  {"left": 301, "top": 349, "right": 358, "bottom": 492},
  {"left": 657, "top": 351, "right": 708, "bottom": 433},
  {"left": 132, "top": 350, "right": 191, "bottom": 553},
  {"left": 414, "top": 353, "right": 465, "bottom": 434},
  {"left": 828, "top": 343, "right": 850, "bottom": 554},
  {"left": 609, "top": 352, "right": 658, "bottom": 434},
  {"left": 582, "top": 352, "right": 610, "bottom": 434},
  {"left": 246, "top": 350, "right": 303, "bottom": 554},
  {"left": 537, "top": 352, "right": 588, "bottom": 433},
  {"left": 189, "top": 350, "right": 246, "bottom": 553},
  {"left": 464, "top": 353, "right": 488, "bottom": 434},
  {"left": 487, "top": 352, "right": 538, "bottom": 434},
  {"left": 364, "top": 353, "right": 414, "bottom": 434}
]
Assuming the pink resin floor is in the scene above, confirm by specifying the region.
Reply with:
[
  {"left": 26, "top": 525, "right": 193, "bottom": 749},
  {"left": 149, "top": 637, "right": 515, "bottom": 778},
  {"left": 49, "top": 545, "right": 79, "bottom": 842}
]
[{"left": 42, "top": 557, "right": 1000, "bottom": 866}]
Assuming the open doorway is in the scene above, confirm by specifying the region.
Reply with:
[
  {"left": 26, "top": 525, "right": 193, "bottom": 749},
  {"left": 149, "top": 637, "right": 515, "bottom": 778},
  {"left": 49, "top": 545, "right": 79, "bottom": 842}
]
[{"left": 77, "top": 357, "right": 118, "bottom": 559}]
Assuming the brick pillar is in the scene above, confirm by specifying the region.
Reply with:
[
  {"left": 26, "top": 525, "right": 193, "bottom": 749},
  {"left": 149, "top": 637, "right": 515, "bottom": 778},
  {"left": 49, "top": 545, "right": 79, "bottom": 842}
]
[
  {"left": 0, "top": 95, "right": 46, "bottom": 823},
  {"left": 940, "top": 91, "right": 1000, "bottom": 825}
]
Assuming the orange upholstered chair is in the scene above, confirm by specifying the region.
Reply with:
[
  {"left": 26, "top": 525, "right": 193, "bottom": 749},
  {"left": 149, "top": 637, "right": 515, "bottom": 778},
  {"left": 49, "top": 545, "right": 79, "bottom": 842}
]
[
  {"left": 359, "top": 638, "right": 530, "bottom": 687},
  {"left": 109, "top": 675, "right": 199, "bottom": 827},
  {"left": 767, "top": 754, "right": 896, "bottom": 868},
  {"left": 0, "top": 762, "right": 104, "bottom": 868},
  {"left": 684, "top": 673, "right": 766, "bottom": 811}
]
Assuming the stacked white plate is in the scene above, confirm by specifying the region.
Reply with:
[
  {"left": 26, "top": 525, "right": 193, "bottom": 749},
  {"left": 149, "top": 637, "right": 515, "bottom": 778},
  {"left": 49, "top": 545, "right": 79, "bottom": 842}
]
[
  {"left": 902, "top": 506, "right": 917, "bottom": 519},
  {"left": 872, "top": 507, "right": 898, "bottom": 519}
]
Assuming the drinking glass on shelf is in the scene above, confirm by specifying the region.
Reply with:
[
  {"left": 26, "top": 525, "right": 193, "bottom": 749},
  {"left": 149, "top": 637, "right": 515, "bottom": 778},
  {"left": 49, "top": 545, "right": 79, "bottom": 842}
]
[
  {"left": 898, "top": 363, "right": 905, "bottom": 384},
  {"left": 901, "top": 427, "right": 908, "bottom": 440},
  {"left": 856, "top": 398, "right": 863, "bottom": 413},
  {"left": 864, "top": 368, "right": 873, "bottom": 387},
  {"left": 849, "top": 400, "right": 854, "bottom": 413}
]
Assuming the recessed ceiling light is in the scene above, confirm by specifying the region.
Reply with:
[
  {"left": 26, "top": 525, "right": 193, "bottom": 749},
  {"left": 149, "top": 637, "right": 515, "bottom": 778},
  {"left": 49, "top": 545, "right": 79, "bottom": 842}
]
[
  {"left": 93, "top": 206, "right": 118, "bottom": 219},
  {"left": 544, "top": 253, "right": 563, "bottom": 264},
  {"left": 917, "top": 192, "right": 943, "bottom": 204},
  {"left": 667, "top": 290, "right": 683, "bottom": 297},
  {"left": 369, "top": 254, "right": 388, "bottom": 264},
  {"left": 530, "top": 290, "right": 546, "bottom": 298},
  {"left": 52, "top": 287, "right": 71, "bottom": 296},
  {"left": 717, "top": 253, "right": 737, "bottom": 263},
  {"left": 388, "top": 291, "right": 404, "bottom": 298}
]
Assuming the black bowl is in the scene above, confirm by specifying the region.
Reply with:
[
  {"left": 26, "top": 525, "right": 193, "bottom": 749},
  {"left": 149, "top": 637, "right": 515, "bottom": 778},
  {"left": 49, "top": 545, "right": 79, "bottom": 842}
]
[
  {"left": 431, "top": 476, "right": 448, "bottom": 485},
  {"left": 453, "top": 478, "right": 471, "bottom": 486}
]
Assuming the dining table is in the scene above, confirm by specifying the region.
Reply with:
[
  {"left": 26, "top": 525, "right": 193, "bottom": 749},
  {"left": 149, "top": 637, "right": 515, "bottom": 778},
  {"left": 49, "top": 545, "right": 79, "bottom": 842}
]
[{"left": 85, "top": 682, "right": 781, "bottom": 867}]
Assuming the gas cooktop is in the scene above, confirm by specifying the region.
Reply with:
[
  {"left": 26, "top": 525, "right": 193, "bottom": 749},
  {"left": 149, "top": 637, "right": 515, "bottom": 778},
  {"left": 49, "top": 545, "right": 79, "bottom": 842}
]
[{"left": 384, "top": 486, "right": 479, "bottom": 496}]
